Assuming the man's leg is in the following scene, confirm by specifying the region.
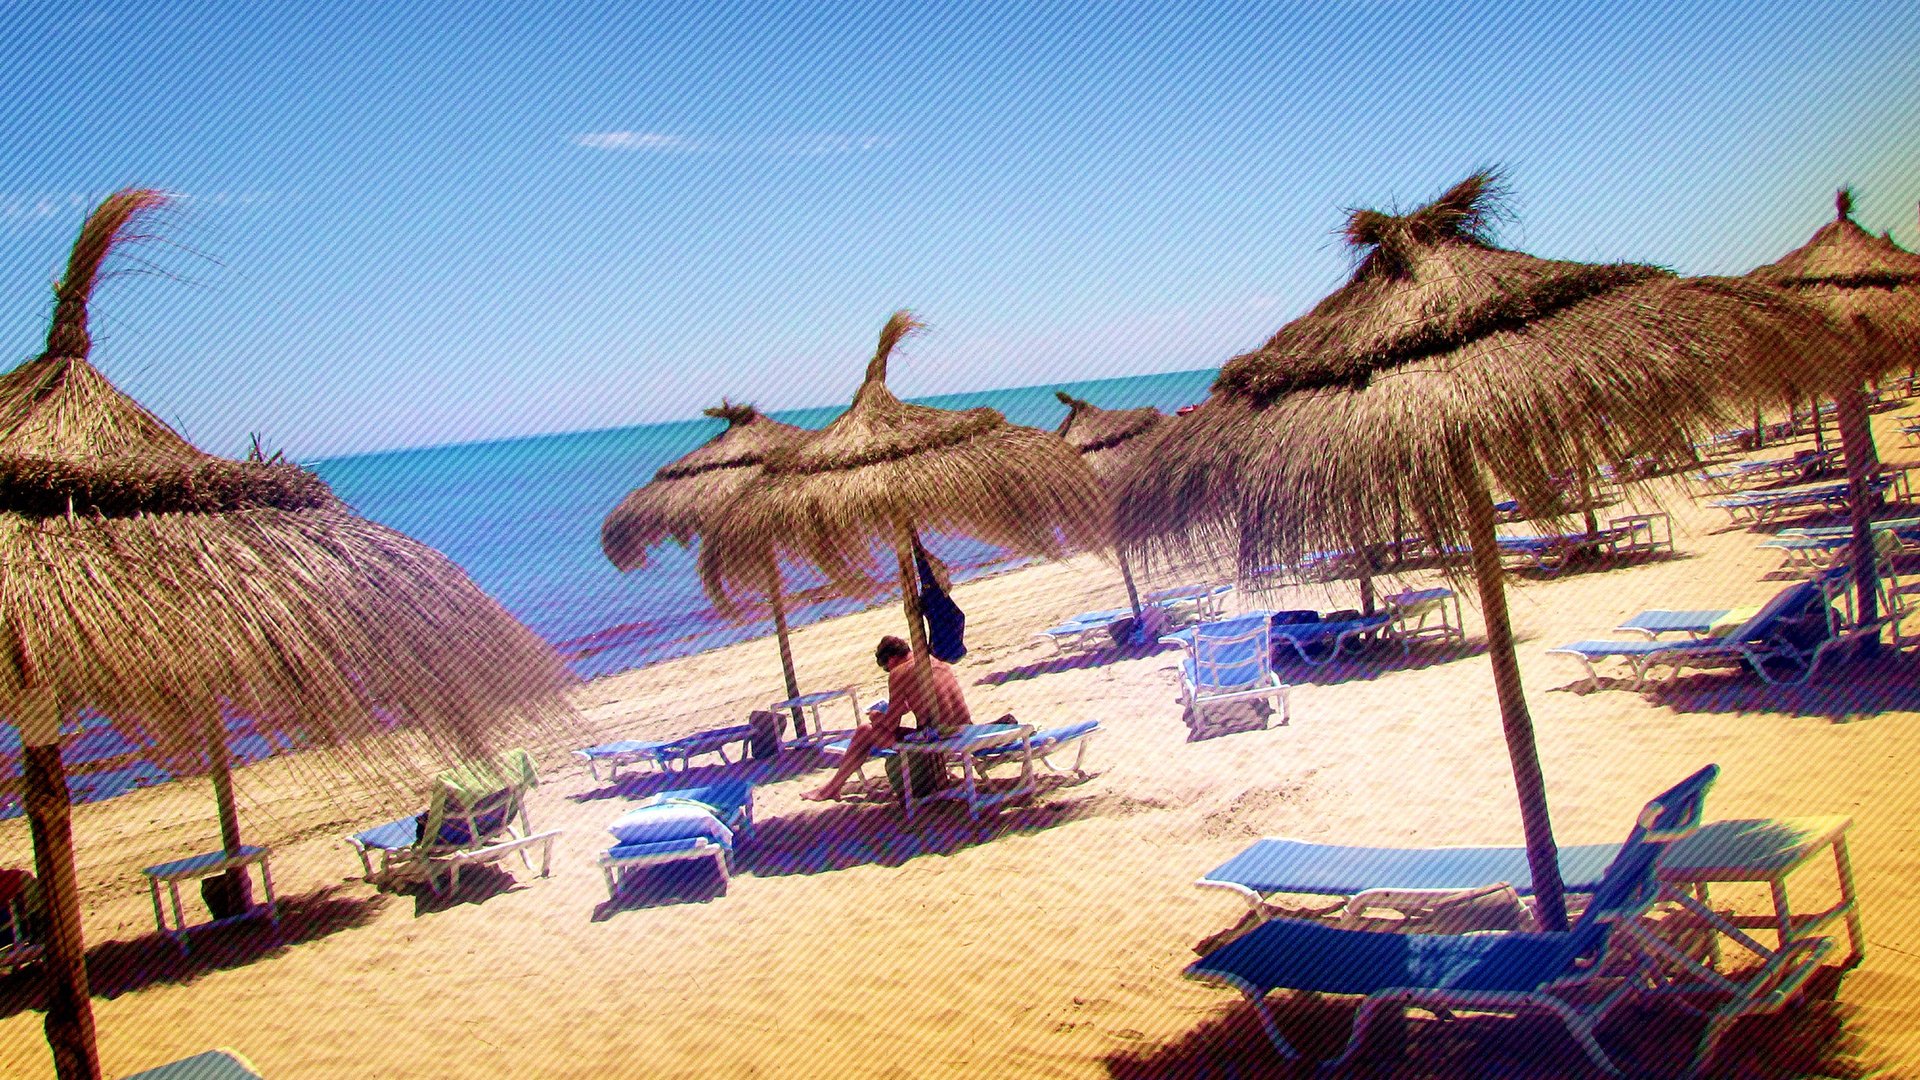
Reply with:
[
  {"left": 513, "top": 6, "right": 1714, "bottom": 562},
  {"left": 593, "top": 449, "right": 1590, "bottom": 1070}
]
[{"left": 802, "top": 726, "right": 879, "bottom": 801}]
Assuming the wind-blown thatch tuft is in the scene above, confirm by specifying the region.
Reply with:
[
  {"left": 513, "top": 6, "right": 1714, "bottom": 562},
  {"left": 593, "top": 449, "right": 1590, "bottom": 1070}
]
[
  {"left": 1117, "top": 172, "right": 1855, "bottom": 582},
  {"left": 1, "top": 188, "right": 577, "bottom": 784},
  {"left": 699, "top": 310, "right": 1108, "bottom": 610},
  {"left": 1747, "top": 188, "right": 1920, "bottom": 375},
  {"left": 600, "top": 401, "right": 807, "bottom": 571},
  {"left": 1053, "top": 391, "right": 1164, "bottom": 478}
]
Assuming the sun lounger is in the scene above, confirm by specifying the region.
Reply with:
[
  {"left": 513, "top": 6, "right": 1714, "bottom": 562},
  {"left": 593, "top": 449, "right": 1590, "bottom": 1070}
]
[
  {"left": 890, "top": 723, "right": 1039, "bottom": 820},
  {"left": 574, "top": 723, "right": 756, "bottom": 782},
  {"left": 122, "top": 1049, "right": 264, "bottom": 1079},
  {"left": 1264, "top": 588, "right": 1464, "bottom": 665},
  {"left": 1267, "top": 609, "right": 1396, "bottom": 665},
  {"left": 1549, "top": 574, "right": 1878, "bottom": 690},
  {"left": 977, "top": 719, "right": 1100, "bottom": 776},
  {"left": 1187, "top": 765, "right": 1833, "bottom": 1077},
  {"left": 598, "top": 779, "right": 754, "bottom": 898},
  {"left": 1495, "top": 513, "right": 1673, "bottom": 575},
  {"left": 1143, "top": 583, "right": 1234, "bottom": 622},
  {"left": 1161, "top": 613, "right": 1291, "bottom": 728},
  {"left": 345, "top": 750, "right": 561, "bottom": 895},
  {"left": 1198, "top": 838, "right": 1624, "bottom": 927},
  {"left": 1033, "top": 608, "right": 1132, "bottom": 652},
  {"left": 1709, "top": 475, "right": 1896, "bottom": 527}
]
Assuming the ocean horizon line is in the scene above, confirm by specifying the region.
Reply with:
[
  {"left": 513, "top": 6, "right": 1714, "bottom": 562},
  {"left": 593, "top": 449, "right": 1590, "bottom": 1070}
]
[{"left": 310, "top": 363, "right": 1222, "bottom": 466}]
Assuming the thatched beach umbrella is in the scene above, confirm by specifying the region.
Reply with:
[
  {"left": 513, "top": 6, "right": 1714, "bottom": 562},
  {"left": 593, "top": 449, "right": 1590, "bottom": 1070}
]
[
  {"left": 3, "top": 191, "right": 575, "bottom": 1080},
  {"left": 1748, "top": 189, "right": 1920, "bottom": 644},
  {"left": 1054, "top": 391, "right": 1164, "bottom": 618},
  {"left": 601, "top": 402, "right": 817, "bottom": 732},
  {"left": 701, "top": 311, "right": 1107, "bottom": 726},
  {"left": 1116, "top": 173, "right": 1851, "bottom": 931}
]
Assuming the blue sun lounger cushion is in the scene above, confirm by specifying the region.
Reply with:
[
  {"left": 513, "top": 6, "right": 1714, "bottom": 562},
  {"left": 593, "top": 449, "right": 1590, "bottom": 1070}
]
[{"left": 598, "top": 780, "right": 755, "bottom": 899}]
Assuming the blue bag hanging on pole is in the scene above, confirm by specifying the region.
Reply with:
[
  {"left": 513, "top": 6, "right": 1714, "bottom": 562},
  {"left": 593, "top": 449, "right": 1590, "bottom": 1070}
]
[{"left": 914, "top": 542, "right": 967, "bottom": 662}]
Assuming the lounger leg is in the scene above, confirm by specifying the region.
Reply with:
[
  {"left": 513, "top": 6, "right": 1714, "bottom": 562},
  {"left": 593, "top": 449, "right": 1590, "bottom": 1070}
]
[
  {"left": 1833, "top": 838, "right": 1865, "bottom": 966},
  {"left": 1242, "top": 993, "right": 1304, "bottom": 1062}
]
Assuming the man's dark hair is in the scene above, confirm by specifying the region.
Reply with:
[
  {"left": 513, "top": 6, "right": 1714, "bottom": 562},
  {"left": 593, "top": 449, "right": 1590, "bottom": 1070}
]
[{"left": 875, "top": 635, "right": 911, "bottom": 669}]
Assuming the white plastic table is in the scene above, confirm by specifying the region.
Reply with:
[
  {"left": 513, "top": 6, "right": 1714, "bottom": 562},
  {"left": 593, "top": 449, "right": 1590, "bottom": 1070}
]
[
  {"left": 771, "top": 686, "right": 862, "bottom": 749},
  {"left": 1657, "top": 815, "right": 1863, "bottom": 967},
  {"left": 141, "top": 845, "right": 280, "bottom": 954}
]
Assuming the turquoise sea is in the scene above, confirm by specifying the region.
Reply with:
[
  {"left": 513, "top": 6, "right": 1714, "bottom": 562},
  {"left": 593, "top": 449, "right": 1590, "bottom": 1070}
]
[{"left": 1, "top": 368, "right": 1217, "bottom": 813}]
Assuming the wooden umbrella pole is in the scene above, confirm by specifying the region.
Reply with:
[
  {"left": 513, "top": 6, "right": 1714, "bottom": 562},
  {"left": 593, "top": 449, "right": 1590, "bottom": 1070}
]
[
  {"left": 1118, "top": 550, "right": 1143, "bottom": 620},
  {"left": 1576, "top": 463, "right": 1600, "bottom": 539},
  {"left": 1753, "top": 404, "right": 1766, "bottom": 450},
  {"left": 1834, "top": 385, "right": 1882, "bottom": 657},
  {"left": 892, "top": 523, "right": 940, "bottom": 732},
  {"left": 1449, "top": 445, "right": 1569, "bottom": 932},
  {"left": 766, "top": 579, "right": 807, "bottom": 737},
  {"left": 198, "top": 707, "right": 255, "bottom": 916},
  {"left": 18, "top": 689, "right": 101, "bottom": 1080},
  {"left": 201, "top": 708, "right": 243, "bottom": 859}
]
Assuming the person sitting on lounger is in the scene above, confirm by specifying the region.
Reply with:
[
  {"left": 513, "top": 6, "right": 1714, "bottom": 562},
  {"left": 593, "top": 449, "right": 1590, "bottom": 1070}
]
[{"left": 801, "top": 635, "right": 972, "bottom": 802}]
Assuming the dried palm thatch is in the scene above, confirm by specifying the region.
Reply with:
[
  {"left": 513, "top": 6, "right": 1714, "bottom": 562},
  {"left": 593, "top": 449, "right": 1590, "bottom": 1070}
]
[
  {"left": 700, "top": 311, "right": 1109, "bottom": 609},
  {"left": 3, "top": 192, "right": 576, "bottom": 779},
  {"left": 1122, "top": 172, "right": 1851, "bottom": 574},
  {"left": 600, "top": 401, "right": 807, "bottom": 571},
  {"left": 1748, "top": 188, "right": 1920, "bottom": 375},
  {"left": 1053, "top": 390, "right": 1164, "bottom": 484},
  {"left": 7, "top": 190, "right": 577, "bottom": 1080},
  {"left": 1745, "top": 189, "right": 1920, "bottom": 648},
  {"left": 1114, "top": 172, "right": 1855, "bottom": 934},
  {"left": 699, "top": 311, "right": 1106, "bottom": 733}
]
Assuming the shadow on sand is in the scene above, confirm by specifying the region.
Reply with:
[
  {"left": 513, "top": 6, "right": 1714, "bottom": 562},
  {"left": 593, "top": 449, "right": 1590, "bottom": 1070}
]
[
  {"left": 1268, "top": 642, "right": 1486, "bottom": 687},
  {"left": 976, "top": 641, "right": 1182, "bottom": 687},
  {"left": 738, "top": 773, "right": 1102, "bottom": 880},
  {"left": 1644, "top": 651, "right": 1919, "bottom": 723},
  {"left": 1102, "top": 966, "right": 1866, "bottom": 1079},
  {"left": 0, "top": 885, "right": 385, "bottom": 1019},
  {"left": 567, "top": 751, "right": 826, "bottom": 805}
]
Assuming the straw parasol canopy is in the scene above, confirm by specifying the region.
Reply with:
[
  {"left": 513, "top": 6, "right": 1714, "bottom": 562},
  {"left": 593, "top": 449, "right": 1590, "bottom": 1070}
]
[
  {"left": 1116, "top": 172, "right": 1853, "bottom": 931},
  {"left": 1748, "top": 189, "right": 1920, "bottom": 367},
  {"left": 600, "top": 402, "right": 808, "bottom": 572},
  {"left": 5, "top": 190, "right": 576, "bottom": 1080},
  {"left": 600, "top": 401, "right": 819, "bottom": 731},
  {"left": 701, "top": 311, "right": 1107, "bottom": 725},
  {"left": 1747, "top": 189, "right": 1920, "bottom": 646},
  {"left": 1053, "top": 390, "right": 1164, "bottom": 484},
  {"left": 1055, "top": 391, "right": 1164, "bottom": 616}
]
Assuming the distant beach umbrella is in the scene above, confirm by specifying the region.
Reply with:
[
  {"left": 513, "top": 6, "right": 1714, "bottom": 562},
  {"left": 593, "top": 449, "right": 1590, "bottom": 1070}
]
[
  {"left": 1748, "top": 189, "right": 1920, "bottom": 644},
  {"left": 1, "top": 191, "right": 577, "bottom": 1080},
  {"left": 1115, "top": 172, "right": 1852, "bottom": 932},
  {"left": 1055, "top": 391, "right": 1164, "bottom": 619},
  {"left": 600, "top": 402, "right": 819, "bottom": 732},
  {"left": 701, "top": 311, "right": 1107, "bottom": 726}
]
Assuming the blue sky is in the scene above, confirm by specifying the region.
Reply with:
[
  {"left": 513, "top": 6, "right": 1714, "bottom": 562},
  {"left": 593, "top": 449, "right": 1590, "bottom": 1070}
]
[{"left": 1, "top": 0, "right": 1916, "bottom": 458}]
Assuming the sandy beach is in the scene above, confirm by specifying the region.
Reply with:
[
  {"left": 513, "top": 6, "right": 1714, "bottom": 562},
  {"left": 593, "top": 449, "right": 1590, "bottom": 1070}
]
[{"left": 3, "top": 408, "right": 1918, "bottom": 1079}]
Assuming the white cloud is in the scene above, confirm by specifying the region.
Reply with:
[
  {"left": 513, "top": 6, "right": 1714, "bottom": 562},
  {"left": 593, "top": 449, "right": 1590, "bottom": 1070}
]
[{"left": 570, "top": 131, "right": 695, "bottom": 152}]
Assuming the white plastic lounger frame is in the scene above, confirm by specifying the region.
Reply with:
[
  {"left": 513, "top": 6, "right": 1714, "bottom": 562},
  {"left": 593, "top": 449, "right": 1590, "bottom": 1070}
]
[
  {"left": 1168, "top": 620, "right": 1292, "bottom": 728},
  {"left": 894, "top": 724, "right": 1039, "bottom": 821},
  {"left": 1550, "top": 577, "right": 1883, "bottom": 691},
  {"left": 599, "top": 838, "right": 731, "bottom": 897},
  {"left": 597, "top": 796, "right": 754, "bottom": 898},
  {"left": 1386, "top": 587, "right": 1466, "bottom": 651},
  {"left": 348, "top": 785, "right": 562, "bottom": 896}
]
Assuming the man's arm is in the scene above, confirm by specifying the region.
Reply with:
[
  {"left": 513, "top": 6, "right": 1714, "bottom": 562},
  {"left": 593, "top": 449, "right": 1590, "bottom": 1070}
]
[{"left": 876, "top": 666, "right": 915, "bottom": 733}]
